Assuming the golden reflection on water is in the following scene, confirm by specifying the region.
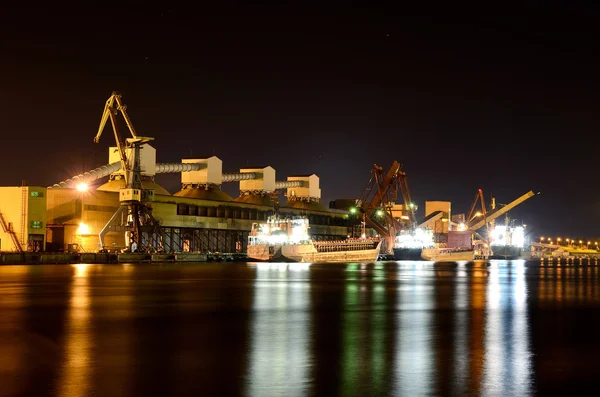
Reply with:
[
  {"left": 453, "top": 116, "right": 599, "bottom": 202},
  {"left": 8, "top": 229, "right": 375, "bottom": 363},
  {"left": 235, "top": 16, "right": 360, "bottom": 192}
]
[
  {"left": 0, "top": 266, "right": 28, "bottom": 397},
  {"left": 538, "top": 264, "right": 600, "bottom": 304},
  {"left": 57, "top": 264, "right": 91, "bottom": 397},
  {"left": 469, "top": 266, "right": 486, "bottom": 395}
]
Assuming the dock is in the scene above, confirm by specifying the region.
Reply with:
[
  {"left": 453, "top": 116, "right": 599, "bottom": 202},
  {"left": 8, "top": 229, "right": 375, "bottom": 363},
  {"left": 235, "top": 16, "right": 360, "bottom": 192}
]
[{"left": 0, "top": 252, "right": 248, "bottom": 265}]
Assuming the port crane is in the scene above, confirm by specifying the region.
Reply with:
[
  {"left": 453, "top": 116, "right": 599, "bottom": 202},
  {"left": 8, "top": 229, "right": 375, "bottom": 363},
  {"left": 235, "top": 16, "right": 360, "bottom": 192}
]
[
  {"left": 94, "top": 91, "right": 164, "bottom": 251},
  {"left": 466, "top": 188, "right": 489, "bottom": 241},
  {"left": 466, "top": 190, "right": 536, "bottom": 232},
  {"left": 465, "top": 189, "right": 536, "bottom": 249},
  {"left": 356, "top": 161, "right": 417, "bottom": 254}
]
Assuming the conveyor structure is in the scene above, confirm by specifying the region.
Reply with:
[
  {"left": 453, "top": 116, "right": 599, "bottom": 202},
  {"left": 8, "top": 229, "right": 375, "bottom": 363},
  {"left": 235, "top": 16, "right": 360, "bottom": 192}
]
[{"left": 49, "top": 161, "right": 311, "bottom": 193}]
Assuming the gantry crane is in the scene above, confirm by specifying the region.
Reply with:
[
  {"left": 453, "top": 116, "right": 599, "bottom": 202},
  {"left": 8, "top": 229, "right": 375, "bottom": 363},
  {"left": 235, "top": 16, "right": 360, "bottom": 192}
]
[
  {"left": 356, "top": 161, "right": 417, "bottom": 254},
  {"left": 94, "top": 91, "right": 164, "bottom": 251}
]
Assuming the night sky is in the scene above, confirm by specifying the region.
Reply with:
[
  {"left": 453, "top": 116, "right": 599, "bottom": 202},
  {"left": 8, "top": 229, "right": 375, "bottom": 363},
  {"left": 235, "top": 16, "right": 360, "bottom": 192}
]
[{"left": 1, "top": 4, "right": 599, "bottom": 238}]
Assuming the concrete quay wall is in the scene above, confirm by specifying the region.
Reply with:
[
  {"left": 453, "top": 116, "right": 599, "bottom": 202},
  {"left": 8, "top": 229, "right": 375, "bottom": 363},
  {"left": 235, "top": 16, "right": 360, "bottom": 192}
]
[{"left": 0, "top": 252, "right": 246, "bottom": 265}]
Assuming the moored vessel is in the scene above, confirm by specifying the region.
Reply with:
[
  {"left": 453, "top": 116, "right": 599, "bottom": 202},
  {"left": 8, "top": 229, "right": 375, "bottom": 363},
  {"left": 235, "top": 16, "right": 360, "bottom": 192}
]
[
  {"left": 247, "top": 215, "right": 381, "bottom": 263},
  {"left": 392, "top": 228, "right": 433, "bottom": 261},
  {"left": 421, "top": 248, "right": 475, "bottom": 261}
]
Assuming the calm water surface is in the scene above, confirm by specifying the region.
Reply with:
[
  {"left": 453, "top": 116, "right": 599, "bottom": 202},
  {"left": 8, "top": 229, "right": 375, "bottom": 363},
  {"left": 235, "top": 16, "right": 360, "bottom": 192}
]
[{"left": 1, "top": 261, "right": 600, "bottom": 397}]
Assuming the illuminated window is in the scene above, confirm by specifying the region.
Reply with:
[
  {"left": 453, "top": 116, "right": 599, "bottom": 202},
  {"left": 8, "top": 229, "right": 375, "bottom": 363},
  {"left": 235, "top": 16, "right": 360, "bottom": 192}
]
[{"left": 30, "top": 221, "right": 43, "bottom": 229}]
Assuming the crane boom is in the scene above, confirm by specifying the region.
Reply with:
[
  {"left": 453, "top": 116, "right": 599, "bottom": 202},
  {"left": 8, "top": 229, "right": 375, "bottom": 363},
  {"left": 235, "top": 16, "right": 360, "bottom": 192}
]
[
  {"left": 114, "top": 94, "right": 138, "bottom": 139},
  {"left": 468, "top": 190, "right": 536, "bottom": 231},
  {"left": 95, "top": 95, "right": 115, "bottom": 144},
  {"left": 94, "top": 92, "right": 137, "bottom": 144}
]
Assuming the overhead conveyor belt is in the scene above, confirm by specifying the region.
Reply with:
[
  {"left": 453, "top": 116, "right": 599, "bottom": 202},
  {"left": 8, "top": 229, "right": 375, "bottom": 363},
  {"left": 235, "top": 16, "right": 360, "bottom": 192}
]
[
  {"left": 48, "top": 163, "right": 288, "bottom": 189},
  {"left": 49, "top": 162, "right": 122, "bottom": 188}
]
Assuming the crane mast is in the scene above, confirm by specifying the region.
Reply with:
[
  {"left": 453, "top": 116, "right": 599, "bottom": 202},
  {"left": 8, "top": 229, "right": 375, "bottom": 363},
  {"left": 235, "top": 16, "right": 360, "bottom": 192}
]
[
  {"left": 93, "top": 91, "right": 163, "bottom": 251},
  {"left": 465, "top": 188, "right": 489, "bottom": 246}
]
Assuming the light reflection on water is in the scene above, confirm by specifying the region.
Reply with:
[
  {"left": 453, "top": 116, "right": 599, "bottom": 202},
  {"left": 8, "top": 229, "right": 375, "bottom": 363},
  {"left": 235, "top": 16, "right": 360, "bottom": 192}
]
[
  {"left": 2, "top": 260, "right": 600, "bottom": 396},
  {"left": 0, "top": 266, "right": 28, "bottom": 397},
  {"left": 394, "top": 264, "right": 435, "bottom": 397},
  {"left": 452, "top": 265, "right": 469, "bottom": 396},
  {"left": 57, "top": 264, "right": 92, "bottom": 397},
  {"left": 482, "top": 262, "right": 532, "bottom": 396},
  {"left": 246, "top": 262, "right": 312, "bottom": 397}
]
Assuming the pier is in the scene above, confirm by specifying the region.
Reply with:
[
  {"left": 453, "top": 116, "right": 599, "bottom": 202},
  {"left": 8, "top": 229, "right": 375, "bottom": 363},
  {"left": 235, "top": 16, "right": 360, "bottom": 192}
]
[{"left": 0, "top": 252, "right": 248, "bottom": 265}]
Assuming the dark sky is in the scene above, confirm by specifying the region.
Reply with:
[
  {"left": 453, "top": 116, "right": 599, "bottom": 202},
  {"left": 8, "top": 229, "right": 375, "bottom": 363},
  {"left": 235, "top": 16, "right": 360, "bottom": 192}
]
[{"left": 1, "top": 4, "right": 599, "bottom": 238}]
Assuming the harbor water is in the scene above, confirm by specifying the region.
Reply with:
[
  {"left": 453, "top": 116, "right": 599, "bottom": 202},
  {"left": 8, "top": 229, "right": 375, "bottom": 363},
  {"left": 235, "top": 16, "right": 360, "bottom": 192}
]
[{"left": 1, "top": 260, "right": 599, "bottom": 396}]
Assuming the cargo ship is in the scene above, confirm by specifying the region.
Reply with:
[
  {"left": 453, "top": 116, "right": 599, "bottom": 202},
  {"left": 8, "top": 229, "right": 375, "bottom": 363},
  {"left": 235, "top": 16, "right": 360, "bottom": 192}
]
[
  {"left": 247, "top": 215, "right": 381, "bottom": 263},
  {"left": 488, "top": 245, "right": 526, "bottom": 260},
  {"left": 487, "top": 225, "right": 528, "bottom": 259},
  {"left": 392, "top": 228, "right": 435, "bottom": 261},
  {"left": 393, "top": 229, "right": 486, "bottom": 261}
]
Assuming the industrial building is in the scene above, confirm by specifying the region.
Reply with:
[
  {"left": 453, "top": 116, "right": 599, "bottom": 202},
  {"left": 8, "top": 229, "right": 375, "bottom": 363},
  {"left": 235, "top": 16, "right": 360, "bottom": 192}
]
[
  {"left": 0, "top": 186, "right": 47, "bottom": 252},
  {"left": 0, "top": 92, "right": 381, "bottom": 257},
  {"left": 0, "top": 93, "right": 428, "bottom": 259},
  {"left": 0, "top": 150, "right": 356, "bottom": 254}
]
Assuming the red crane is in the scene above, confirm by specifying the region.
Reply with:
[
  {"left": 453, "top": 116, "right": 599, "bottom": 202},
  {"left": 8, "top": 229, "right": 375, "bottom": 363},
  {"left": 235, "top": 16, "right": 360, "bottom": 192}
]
[{"left": 356, "top": 161, "right": 416, "bottom": 254}]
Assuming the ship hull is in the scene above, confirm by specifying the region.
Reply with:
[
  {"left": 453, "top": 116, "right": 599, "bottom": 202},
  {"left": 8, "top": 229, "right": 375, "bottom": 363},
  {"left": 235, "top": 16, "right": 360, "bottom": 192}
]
[
  {"left": 393, "top": 247, "right": 423, "bottom": 260},
  {"left": 393, "top": 247, "right": 475, "bottom": 261},
  {"left": 489, "top": 245, "right": 525, "bottom": 260},
  {"left": 421, "top": 248, "right": 474, "bottom": 261},
  {"left": 288, "top": 248, "right": 381, "bottom": 263},
  {"left": 248, "top": 242, "right": 381, "bottom": 263}
]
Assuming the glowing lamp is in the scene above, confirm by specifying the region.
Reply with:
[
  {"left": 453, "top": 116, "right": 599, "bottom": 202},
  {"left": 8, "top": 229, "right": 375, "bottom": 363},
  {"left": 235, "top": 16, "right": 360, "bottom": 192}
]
[{"left": 77, "top": 222, "right": 90, "bottom": 235}]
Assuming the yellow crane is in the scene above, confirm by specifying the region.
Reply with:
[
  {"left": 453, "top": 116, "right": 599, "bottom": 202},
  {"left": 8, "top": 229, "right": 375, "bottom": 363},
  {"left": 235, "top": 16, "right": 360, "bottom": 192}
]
[
  {"left": 93, "top": 92, "right": 163, "bottom": 251},
  {"left": 94, "top": 92, "right": 154, "bottom": 189}
]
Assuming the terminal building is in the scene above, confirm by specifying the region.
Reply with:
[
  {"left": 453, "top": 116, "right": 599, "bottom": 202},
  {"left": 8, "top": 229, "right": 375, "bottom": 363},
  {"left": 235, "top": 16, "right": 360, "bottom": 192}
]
[{"left": 0, "top": 149, "right": 356, "bottom": 254}]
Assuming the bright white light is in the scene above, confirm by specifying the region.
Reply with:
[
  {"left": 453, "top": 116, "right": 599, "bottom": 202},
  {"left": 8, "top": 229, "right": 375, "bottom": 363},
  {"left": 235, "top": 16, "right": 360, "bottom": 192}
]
[
  {"left": 395, "top": 228, "right": 434, "bottom": 249},
  {"left": 77, "top": 222, "right": 90, "bottom": 235},
  {"left": 290, "top": 218, "right": 309, "bottom": 243},
  {"left": 76, "top": 183, "right": 89, "bottom": 192},
  {"left": 512, "top": 226, "right": 525, "bottom": 248},
  {"left": 490, "top": 225, "right": 507, "bottom": 246},
  {"left": 490, "top": 225, "right": 524, "bottom": 248},
  {"left": 265, "top": 234, "right": 287, "bottom": 245},
  {"left": 250, "top": 216, "right": 313, "bottom": 246}
]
